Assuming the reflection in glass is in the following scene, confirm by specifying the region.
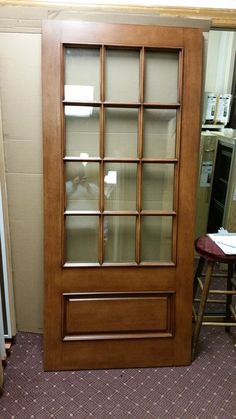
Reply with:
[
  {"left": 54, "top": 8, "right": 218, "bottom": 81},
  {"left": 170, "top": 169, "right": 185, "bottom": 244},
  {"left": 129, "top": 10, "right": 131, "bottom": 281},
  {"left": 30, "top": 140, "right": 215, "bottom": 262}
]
[
  {"left": 65, "top": 107, "right": 100, "bottom": 157},
  {"left": 64, "top": 85, "right": 94, "bottom": 107},
  {"left": 104, "top": 216, "right": 136, "bottom": 263},
  {"left": 145, "top": 51, "right": 179, "bottom": 103},
  {"left": 65, "top": 162, "right": 99, "bottom": 211},
  {"left": 104, "top": 163, "right": 137, "bottom": 211},
  {"left": 65, "top": 216, "right": 99, "bottom": 263},
  {"left": 64, "top": 48, "right": 100, "bottom": 101},
  {"left": 105, "top": 108, "right": 138, "bottom": 158},
  {"left": 143, "top": 109, "right": 176, "bottom": 158},
  {"left": 142, "top": 164, "right": 174, "bottom": 211},
  {"left": 141, "top": 216, "right": 173, "bottom": 262},
  {"left": 105, "top": 49, "right": 140, "bottom": 102}
]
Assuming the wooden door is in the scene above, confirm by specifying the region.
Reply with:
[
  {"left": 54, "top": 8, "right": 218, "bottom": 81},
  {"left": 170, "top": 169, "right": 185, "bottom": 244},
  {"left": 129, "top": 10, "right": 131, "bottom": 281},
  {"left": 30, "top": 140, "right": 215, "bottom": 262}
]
[{"left": 42, "top": 21, "right": 203, "bottom": 371}]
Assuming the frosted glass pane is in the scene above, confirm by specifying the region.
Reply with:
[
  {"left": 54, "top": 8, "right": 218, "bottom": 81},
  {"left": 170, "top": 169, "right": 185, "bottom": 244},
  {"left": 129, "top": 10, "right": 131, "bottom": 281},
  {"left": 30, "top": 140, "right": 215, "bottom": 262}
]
[
  {"left": 65, "top": 162, "right": 99, "bottom": 211},
  {"left": 104, "top": 216, "right": 136, "bottom": 263},
  {"left": 142, "top": 164, "right": 174, "bottom": 211},
  {"left": 104, "top": 163, "right": 137, "bottom": 211},
  {"left": 105, "top": 49, "right": 139, "bottom": 102},
  {"left": 66, "top": 216, "right": 99, "bottom": 263},
  {"left": 64, "top": 48, "right": 100, "bottom": 101},
  {"left": 141, "top": 216, "right": 173, "bottom": 262},
  {"left": 143, "top": 109, "right": 176, "bottom": 158},
  {"left": 145, "top": 51, "right": 179, "bottom": 103},
  {"left": 65, "top": 107, "right": 100, "bottom": 157},
  {"left": 105, "top": 108, "right": 138, "bottom": 158}
]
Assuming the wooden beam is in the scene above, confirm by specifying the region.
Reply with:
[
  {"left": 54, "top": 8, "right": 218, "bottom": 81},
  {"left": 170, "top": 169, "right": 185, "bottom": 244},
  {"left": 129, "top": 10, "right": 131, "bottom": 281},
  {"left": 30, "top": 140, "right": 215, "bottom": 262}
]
[{"left": 0, "top": 1, "right": 236, "bottom": 29}]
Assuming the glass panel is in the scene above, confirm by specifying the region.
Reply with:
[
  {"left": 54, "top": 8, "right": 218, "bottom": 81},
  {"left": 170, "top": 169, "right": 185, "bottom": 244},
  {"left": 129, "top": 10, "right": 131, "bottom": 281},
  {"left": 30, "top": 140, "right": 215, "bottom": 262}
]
[
  {"left": 65, "top": 162, "right": 99, "bottom": 211},
  {"left": 65, "top": 216, "right": 99, "bottom": 263},
  {"left": 105, "top": 49, "right": 140, "bottom": 102},
  {"left": 143, "top": 109, "right": 176, "bottom": 158},
  {"left": 65, "top": 107, "right": 100, "bottom": 157},
  {"left": 141, "top": 216, "right": 173, "bottom": 262},
  {"left": 105, "top": 108, "right": 138, "bottom": 158},
  {"left": 104, "top": 216, "right": 136, "bottom": 263},
  {"left": 142, "top": 164, "right": 174, "bottom": 211},
  {"left": 64, "top": 48, "right": 100, "bottom": 102},
  {"left": 145, "top": 51, "right": 179, "bottom": 103},
  {"left": 104, "top": 163, "right": 137, "bottom": 211}
]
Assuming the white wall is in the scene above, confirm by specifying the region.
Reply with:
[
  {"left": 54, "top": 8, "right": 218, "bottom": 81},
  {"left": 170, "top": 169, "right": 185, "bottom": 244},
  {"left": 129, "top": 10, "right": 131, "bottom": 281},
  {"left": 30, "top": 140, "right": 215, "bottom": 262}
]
[{"left": 205, "top": 30, "right": 236, "bottom": 94}]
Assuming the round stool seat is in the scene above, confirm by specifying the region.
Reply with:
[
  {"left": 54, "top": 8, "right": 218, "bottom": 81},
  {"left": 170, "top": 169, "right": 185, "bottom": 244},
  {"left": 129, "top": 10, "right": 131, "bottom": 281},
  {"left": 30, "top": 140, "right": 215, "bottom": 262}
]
[{"left": 195, "top": 235, "right": 236, "bottom": 264}]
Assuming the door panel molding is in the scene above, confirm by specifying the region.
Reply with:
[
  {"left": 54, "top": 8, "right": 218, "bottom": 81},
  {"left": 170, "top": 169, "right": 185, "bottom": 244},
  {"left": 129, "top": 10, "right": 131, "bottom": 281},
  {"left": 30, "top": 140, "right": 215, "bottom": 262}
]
[{"left": 62, "top": 291, "right": 175, "bottom": 340}]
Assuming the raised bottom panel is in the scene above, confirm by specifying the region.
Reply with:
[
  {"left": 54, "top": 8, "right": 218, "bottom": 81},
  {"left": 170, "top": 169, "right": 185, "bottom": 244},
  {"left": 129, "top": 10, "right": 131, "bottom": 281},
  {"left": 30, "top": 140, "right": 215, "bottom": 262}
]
[{"left": 62, "top": 291, "right": 175, "bottom": 341}]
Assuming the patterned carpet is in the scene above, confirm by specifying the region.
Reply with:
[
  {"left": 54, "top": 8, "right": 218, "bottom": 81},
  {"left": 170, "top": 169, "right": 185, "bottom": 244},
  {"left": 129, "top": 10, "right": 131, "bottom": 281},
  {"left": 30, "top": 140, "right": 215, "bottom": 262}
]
[{"left": 0, "top": 328, "right": 235, "bottom": 419}]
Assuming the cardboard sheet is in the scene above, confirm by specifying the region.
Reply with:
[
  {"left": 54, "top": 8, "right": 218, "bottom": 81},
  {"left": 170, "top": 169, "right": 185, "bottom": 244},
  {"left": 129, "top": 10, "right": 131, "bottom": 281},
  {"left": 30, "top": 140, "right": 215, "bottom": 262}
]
[{"left": 208, "top": 233, "right": 236, "bottom": 255}]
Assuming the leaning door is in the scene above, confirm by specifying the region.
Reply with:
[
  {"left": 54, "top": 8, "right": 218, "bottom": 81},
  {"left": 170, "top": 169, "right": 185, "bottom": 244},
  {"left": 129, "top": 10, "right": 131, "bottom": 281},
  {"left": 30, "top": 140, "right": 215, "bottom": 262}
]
[{"left": 42, "top": 21, "right": 203, "bottom": 371}]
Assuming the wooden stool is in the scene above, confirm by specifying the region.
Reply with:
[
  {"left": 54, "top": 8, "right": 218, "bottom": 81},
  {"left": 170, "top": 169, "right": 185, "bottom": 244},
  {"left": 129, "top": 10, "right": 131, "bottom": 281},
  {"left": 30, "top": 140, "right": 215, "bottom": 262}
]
[{"left": 192, "top": 235, "right": 236, "bottom": 360}]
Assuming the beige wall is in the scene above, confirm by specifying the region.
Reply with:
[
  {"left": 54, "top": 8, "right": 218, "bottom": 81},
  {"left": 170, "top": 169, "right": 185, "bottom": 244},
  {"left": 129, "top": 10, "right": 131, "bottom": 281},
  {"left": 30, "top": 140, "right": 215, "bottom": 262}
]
[{"left": 0, "top": 33, "right": 43, "bottom": 332}]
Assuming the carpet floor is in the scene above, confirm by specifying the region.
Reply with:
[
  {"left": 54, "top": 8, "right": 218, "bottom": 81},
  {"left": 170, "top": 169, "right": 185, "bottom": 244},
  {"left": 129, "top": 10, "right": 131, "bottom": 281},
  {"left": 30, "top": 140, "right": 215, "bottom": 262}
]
[{"left": 0, "top": 328, "right": 235, "bottom": 419}]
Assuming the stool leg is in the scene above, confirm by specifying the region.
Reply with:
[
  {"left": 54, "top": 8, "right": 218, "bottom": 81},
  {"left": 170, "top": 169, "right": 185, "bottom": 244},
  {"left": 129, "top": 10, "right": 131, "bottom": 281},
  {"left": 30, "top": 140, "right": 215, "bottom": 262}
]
[
  {"left": 225, "top": 263, "right": 233, "bottom": 333},
  {"left": 193, "top": 257, "right": 205, "bottom": 302},
  {"left": 192, "top": 261, "right": 214, "bottom": 360}
]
